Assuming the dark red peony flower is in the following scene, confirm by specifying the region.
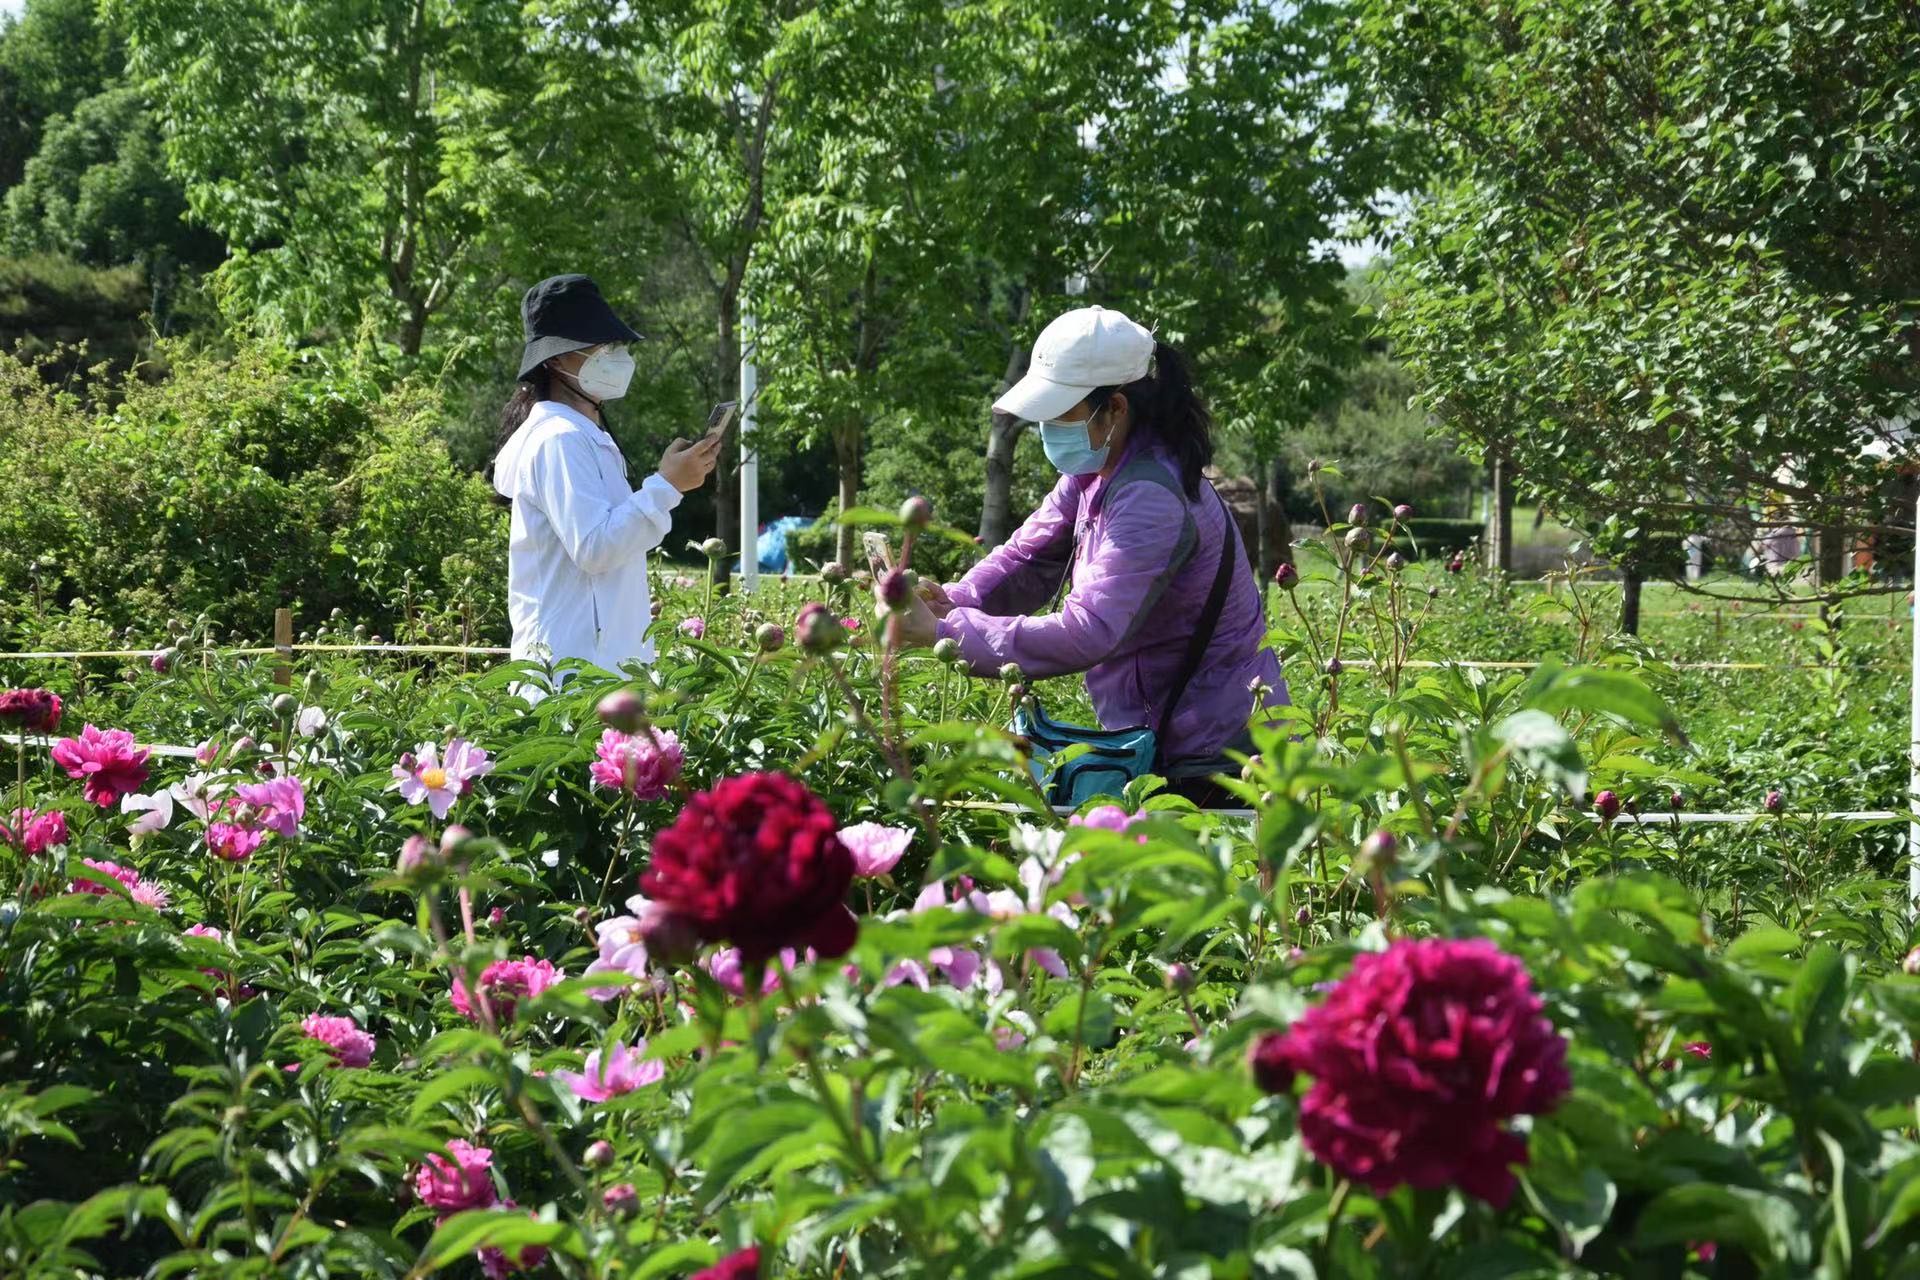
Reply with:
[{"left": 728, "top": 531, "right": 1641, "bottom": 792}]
[
  {"left": 640, "top": 772, "right": 857, "bottom": 963},
  {"left": 1252, "top": 937, "right": 1569, "bottom": 1207},
  {"left": 0, "top": 688, "right": 63, "bottom": 734},
  {"left": 692, "top": 1246, "right": 761, "bottom": 1280}
]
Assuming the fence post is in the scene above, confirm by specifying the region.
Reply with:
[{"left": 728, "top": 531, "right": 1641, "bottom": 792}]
[
  {"left": 1910, "top": 487, "right": 1920, "bottom": 915},
  {"left": 274, "top": 608, "right": 293, "bottom": 688}
]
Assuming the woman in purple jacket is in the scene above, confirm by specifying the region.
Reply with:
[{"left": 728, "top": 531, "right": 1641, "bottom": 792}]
[{"left": 895, "top": 305, "right": 1286, "bottom": 805}]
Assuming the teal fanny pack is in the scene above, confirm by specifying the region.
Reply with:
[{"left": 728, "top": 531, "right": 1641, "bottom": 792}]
[{"left": 1015, "top": 486, "right": 1241, "bottom": 806}]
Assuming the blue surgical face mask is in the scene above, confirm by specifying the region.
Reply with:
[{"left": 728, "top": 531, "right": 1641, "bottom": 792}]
[{"left": 1039, "top": 405, "right": 1110, "bottom": 475}]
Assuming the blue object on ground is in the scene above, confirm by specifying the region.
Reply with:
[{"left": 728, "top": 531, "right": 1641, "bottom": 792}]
[{"left": 737, "top": 515, "right": 815, "bottom": 573}]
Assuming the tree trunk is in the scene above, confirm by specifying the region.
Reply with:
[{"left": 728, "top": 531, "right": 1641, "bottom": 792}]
[
  {"left": 1815, "top": 521, "right": 1848, "bottom": 585},
  {"left": 713, "top": 299, "right": 739, "bottom": 586},
  {"left": 1263, "top": 454, "right": 1295, "bottom": 579},
  {"left": 978, "top": 302, "right": 1032, "bottom": 547},
  {"left": 1620, "top": 564, "right": 1643, "bottom": 635},
  {"left": 1486, "top": 451, "right": 1515, "bottom": 572},
  {"left": 834, "top": 422, "right": 861, "bottom": 569}
]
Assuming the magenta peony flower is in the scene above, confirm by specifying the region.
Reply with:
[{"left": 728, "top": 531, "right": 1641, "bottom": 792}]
[
  {"left": 4, "top": 807, "right": 67, "bottom": 856},
  {"left": 207, "top": 798, "right": 267, "bottom": 862},
  {"left": 692, "top": 1246, "right": 762, "bottom": 1280},
  {"left": 71, "top": 858, "right": 139, "bottom": 896},
  {"left": 234, "top": 775, "right": 305, "bottom": 838},
  {"left": 1592, "top": 790, "right": 1621, "bottom": 824},
  {"left": 1251, "top": 937, "right": 1569, "bottom": 1207},
  {"left": 1684, "top": 1041, "right": 1712, "bottom": 1061},
  {"left": 390, "top": 738, "right": 492, "bottom": 820},
  {"left": 839, "top": 821, "right": 911, "bottom": 877},
  {"left": 0, "top": 688, "right": 62, "bottom": 733},
  {"left": 301, "top": 1014, "right": 375, "bottom": 1068},
  {"left": 553, "top": 1040, "right": 664, "bottom": 1103},
  {"left": 588, "top": 727, "right": 684, "bottom": 801},
  {"left": 477, "top": 1203, "right": 548, "bottom": 1278},
  {"left": 679, "top": 616, "right": 706, "bottom": 639},
  {"left": 50, "top": 724, "right": 151, "bottom": 808},
  {"left": 412, "top": 1139, "right": 497, "bottom": 1213},
  {"left": 450, "top": 956, "right": 561, "bottom": 1024}
]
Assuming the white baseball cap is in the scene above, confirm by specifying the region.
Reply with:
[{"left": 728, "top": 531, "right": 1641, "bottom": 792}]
[{"left": 993, "top": 305, "right": 1155, "bottom": 422}]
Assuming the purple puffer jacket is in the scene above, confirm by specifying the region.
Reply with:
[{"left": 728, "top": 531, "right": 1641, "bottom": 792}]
[{"left": 939, "top": 436, "right": 1287, "bottom": 770}]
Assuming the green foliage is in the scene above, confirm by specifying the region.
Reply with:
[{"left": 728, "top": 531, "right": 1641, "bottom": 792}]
[
  {"left": 1361, "top": 0, "right": 1920, "bottom": 589},
  {"left": 0, "top": 253, "right": 154, "bottom": 376},
  {"left": 0, "top": 337, "right": 504, "bottom": 641},
  {"left": 0, "top": 0, "right": 127, "bottom": 190}
]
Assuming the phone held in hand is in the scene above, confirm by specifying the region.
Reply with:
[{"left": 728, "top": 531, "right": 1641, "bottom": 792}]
[
  {"left": 704, "top": 400, "right": 738, "bottom": 443},
  {"left": 862, "top": 531, "right": 894, "bottom": 579}
]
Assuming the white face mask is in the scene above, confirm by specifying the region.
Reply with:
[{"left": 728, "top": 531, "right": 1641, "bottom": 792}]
[{"left": 565, "top": 346, "right": 635, "bottom": 402}]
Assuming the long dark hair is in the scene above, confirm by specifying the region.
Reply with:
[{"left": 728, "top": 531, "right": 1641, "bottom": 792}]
[
  {"left": 1086, "top": 340, "right": 1213, "bottom": 499},
  {"left": 489, "top": 366, "right": 557, "bottom": 496}
]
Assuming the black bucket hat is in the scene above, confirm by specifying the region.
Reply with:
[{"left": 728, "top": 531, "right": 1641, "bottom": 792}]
[{"left": 517, "top": 274, "right": 643, "bottom": 380}]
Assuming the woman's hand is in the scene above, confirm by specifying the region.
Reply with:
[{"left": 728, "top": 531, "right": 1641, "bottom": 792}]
[
  {"left": 886, "top": 589, "right": 940, "bottom": 651},
  {"left": 919, "top": 580, "right": 956, "bottom": 618},
  {"left": 659, "top": 434, "right": 723, "bottom": 492}
]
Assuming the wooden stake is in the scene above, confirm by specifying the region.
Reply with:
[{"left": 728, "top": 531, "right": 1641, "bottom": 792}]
[{"left": 274, "top": 608, "right": 293, "bottom": 687}]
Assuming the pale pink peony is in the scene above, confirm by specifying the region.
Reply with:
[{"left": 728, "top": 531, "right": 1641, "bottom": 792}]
[
  {"left": 50, "top": 725, "right": 151, "bottom": 808},
  {"left": 451, "top": 956, "right": 561, "bottom": 1024},
  {"left": 588, "top": 727, "right": 684, "bottom": 801},
  {"left": 584, "top": 894, "right": 669, "bottom": 997},
  {"left": 301, "top": 1014, "right": 375, "bottom": 1068},
  {"left": 121, "top": 790, "right": 174, "bottom": 837},
  {"left": 412, "top": 1139, "right": 497, "bottom": 1213},
  {"left": 130, "top": 879, "right": 171, "bottom": 910},
  {"left": 839, "top": 821, "right": 912, "bottom": 877},
  {"left": 233, "top": 775, "right": 305, "bottom": 838},
  {"left": 390, "top": 738, "right": 492, "bottom": 820},
  {"left": 679, "top": 616, "right": 706, "bottom": 639},
  {"left": 553, "top": 1041, "right": 664, "bottom": 1103}
]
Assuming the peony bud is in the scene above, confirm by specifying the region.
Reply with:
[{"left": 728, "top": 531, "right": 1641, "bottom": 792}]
[
  {"left": 1344, "top": 526, "right": 1371, "bottom": 552},
  {"left": 397, "top": 834, "right": 435, "bottom": 875},
  {"left": 271, "top": 693, "right": 298, "bottom": 721},
  {"left": 1669, "top": 791, "right": 1684, "bottom": 811},
  {"left": 1446, "top": 553, "right": 1464, "bottom": 574},
  {"left": 572, "top": 905, "right": 593, "bottom": 927},
  {"left": 700, "top": 537, "right": 729, "bottom": 560},
  {"left": 440, "top": 825, "right": 473, "bottom": 856},
  {"left": 601, "top": 1183, "right": 640, "bottom": 1218},
  {"left": 755, "top": 623, "right": 786, "bottom": 653},
  {"left": 231, "top": 735, "right": 257, "bottom": 755},
  {"left": 1273, "top": 562, "right": 1299, "bottom": 590},
  {"left": 1008, "top": 683, "right": 1028, "bottom": 703},
  {"left": 821, "top": 562, "right": 849, "bottom": 585},
  {"left": 899, "top": 495, "right": 933, "bottom": 528},
  {"left": 1295, "top": 904, "right": 1311, "bottom": 927},
  {"left": 1392, "top": 503, "right": 1414, "bottom": 522},
  {"left": 1165, "top": 962, "right": 1195, "bottom": 993},
  {"left": 583, "top": 1140, "right": 615, "bottom": 1170},
  {"left": 999, "top": 663, "right": 1025, "bottom": 686},
  {"left": 1904, "top": 947, "right": 1920, "bottom": 976},
  {"left": 1763, "top": 789, "right": 1784, "bottom": 814},
  {"left": 1347, "top": 503, "right": 1368, "bottom": 527},
  {"left": 932, "top": 637, "right": 961, "bottom": 664},
  {"left": 151, "top": 648, "right": 177, "bottom": 674},
  {"left": 487, "top": 907, "right": 505, "bottom": 928},
  {"left": 1385, "top": 552, "right": 1405, "bottom": 572},
  {"left": 598, "top": 690, "right": 645, "bottom": 732},
  {"left": 878, "top": 570, "right": 911, "bottom": 611},
  {"left": 1325, "top": 657, "right": 1344, "bottom": 676},
  {"left": 1359, "top": 829, "right": 1396, "bottom": 867},
  {"left": 796, "top": 603, "right": 844, "bottom": 653},
  {"left": 1593, "top": 790, "right": 1621, "bottom": 824}
]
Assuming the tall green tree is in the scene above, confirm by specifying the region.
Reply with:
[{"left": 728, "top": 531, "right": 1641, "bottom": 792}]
[
  {"left": 1361, "top": 0, "right": 1920, "bottom": 597},
  {"left": 0, "top": 0, "right": 127, "bottom": 191}
]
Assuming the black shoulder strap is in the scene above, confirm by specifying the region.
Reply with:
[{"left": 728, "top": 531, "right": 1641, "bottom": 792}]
[{"left": 1153, "top": 487, "right": 1239, "bottom": 768}]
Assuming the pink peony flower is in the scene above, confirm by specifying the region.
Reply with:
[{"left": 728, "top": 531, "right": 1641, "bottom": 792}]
[
  {"left": 301, "top": 1014, "right": 375, "bottom": 1068},
  {"left": 130, "top": 878, "right": 170, "bottom": 910},
  {"left": 185, "top": 923, "right": 223, "bottom": 941},
  {"left": 295, "top": 706, "right": 327, "bottom": 738},
  {"left": 1070, "top": 804, "right": 1140, "bottom": 833},
  {"left": 588, "top": 727, "right": 684, "bottom": 801},
  {"left": 1684, "top": 1041, "right": 1712, "bottom": 1061},
  {"left": 4, "top": 807, "right": 68, "bottom": 856},
  {"left": 1250, "top": 937, "right": 1569, "bottom": 1208},
  {"left": 194, "top": 739, "right": 220, "bottom": 765},
  {"left": 390, "top": 738, "right": 492, "bottom": 820},
  {"left": 839, "top": 821, "right": 912, "bottom": 877},
  {"left": 477, "top": 1202, "right": 548, "bottom": 1277},
  {"left": 50, "top": 725, "right": 151, "bottom": 808},
  {"left": 679, "top": 616, "right": 706, "bottom": 639},
  {"left": 412, "top": 1139, "right": 497, "bottom": 1213},
  {"left": 692, "top": 1246, "right": 761, "bottom": 1280},
  {"left": 553, "top": 1040, "right": 664, "bottom": 1102},
  {"left": 233, "top": 775, "right": 305, "bottom": 838},
  {"left": 71, "top": 858, "right": 140, "bottom": 896},
  {"left": 451, "top": 956, "right": 561, "bottom": 1024},
  {"left": 584, "top": 894, "right": 670, "bottom": 996},
  {"left": 704, "top": 946, "right": 791, "bottom": 996},
  {"left": 207, "top": 798, "right": 268, "bottom": 862}
]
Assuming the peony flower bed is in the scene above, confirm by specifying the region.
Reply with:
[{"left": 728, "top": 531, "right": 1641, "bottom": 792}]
[{"left": 2, "top": 532, "right": 1918, "bottom": 1277}]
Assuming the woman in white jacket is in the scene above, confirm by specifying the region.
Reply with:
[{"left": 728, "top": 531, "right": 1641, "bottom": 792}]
[{"left": 491, "top": 274, "right": 720, "bottom": 695}]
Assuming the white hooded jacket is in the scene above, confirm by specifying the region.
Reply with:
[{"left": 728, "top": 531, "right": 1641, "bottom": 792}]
[{"left": 492, "top": 401, "right": 681, "bottom": 682}]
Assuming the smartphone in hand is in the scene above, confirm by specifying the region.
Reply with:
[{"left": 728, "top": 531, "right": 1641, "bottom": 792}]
[
  {"left": 704, "top": 400, "right": 738, "bottom": 444},
  {"left": 862, "top": 531, "right": 895, "bottom": 578}
]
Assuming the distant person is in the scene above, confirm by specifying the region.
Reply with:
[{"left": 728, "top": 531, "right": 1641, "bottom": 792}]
[
  {"left": 491, "top": 274, "right": 720, "bottom": 694},
  {"left": 892, "top": 305, "right": 1286, "bottom": 805}
]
